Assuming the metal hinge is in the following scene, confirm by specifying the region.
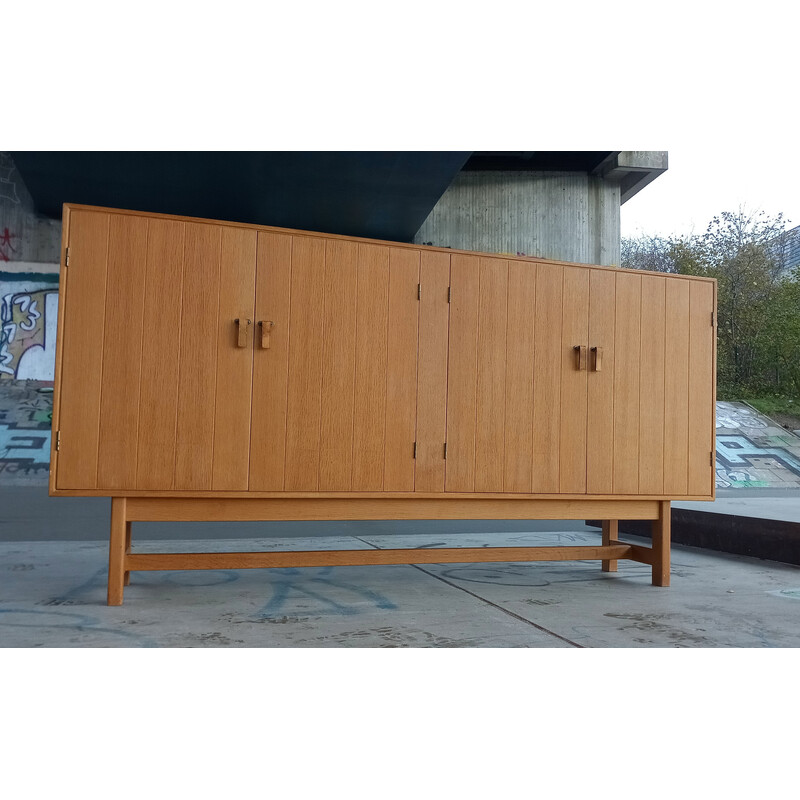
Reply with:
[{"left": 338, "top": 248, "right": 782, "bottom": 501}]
[
  {"left": 413, "top": 442, "right": 417, "bottom": 459},
  {"left": 444, "top": 442, "right": 447, "bottom": 459},
  {"left": 711, "top": 311, "right": 715, "bottom": 327},
  {"left": 710, "top": 451, "right": 714, "bottom": 466},
  {"left": 65, "top": 247, "right": 70, "bottom": 267},
  {"left": 448, "top": 286, "right": 451, "bottom": 303},
  {"left": 56, "top": 431, "right": 61, "bottom": 451},
  {"left": 417, "top": 283, "right": 421, "bottom": 301}
]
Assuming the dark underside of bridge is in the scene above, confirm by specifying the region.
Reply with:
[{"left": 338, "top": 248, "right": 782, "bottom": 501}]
[{"left": 10, "top": 151, "right": 617, "bottom": 242}]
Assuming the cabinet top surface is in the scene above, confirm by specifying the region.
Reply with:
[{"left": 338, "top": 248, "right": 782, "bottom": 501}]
[{"left": 62, "top": 202, "right": 717, "bottom": 284}]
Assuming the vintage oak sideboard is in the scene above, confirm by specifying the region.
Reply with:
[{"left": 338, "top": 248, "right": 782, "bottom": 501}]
[{"left": 49, "top": 204, "right": 717, "bottom": 605}]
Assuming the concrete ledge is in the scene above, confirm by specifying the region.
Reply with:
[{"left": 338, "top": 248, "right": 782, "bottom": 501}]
[{"left": 587, "top": 509, "right": 800, "bottom": 567}]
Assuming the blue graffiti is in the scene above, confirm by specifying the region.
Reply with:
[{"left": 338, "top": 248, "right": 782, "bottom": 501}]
[
  {"left": 254, "top": 567, "right": 398, "bottom": 618},
  {"left": 716, "top": 434, "right": 800, "bottom": 476}
]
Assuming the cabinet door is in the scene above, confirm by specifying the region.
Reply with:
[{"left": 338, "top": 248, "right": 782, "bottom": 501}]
[
  {"left": 55, "top": 211, "right": 256, "bottom": 491},
  {"left": 249, "top": 234, "right": 420, "bottom": 492},
  {"left": 609, "top": 271, "right": 715, "bottom": 497},
  {"left": 445, "top": 258, "right": 591, "bottom": 494}
]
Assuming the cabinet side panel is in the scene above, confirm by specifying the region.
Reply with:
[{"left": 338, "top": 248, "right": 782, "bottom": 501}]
[
  {"left": 174, "top": 223, "right": 222, "bottom": 489},
  {"left": 97, "top": 214, "right": 148, "bottom": 489},
  {"left": 504, "top": 261, "right": 536, "bottom": 493},
  {"left": 352, "top": 243, "right": 390, "bottom": 490},
  {"left": 319, "top": 239, "right": 358, "bottom": 491},
  {"left": 136, "top": 219, "right": 185, "bottom": 490},
  {"left": 56, "top": 210, "right": 110, "bottom": 489},
  {"left": 475, "top": 257, "right": 508, "bottom": 492},
  {"left": 663, "top": 278, "right": 690, "bottom": 495},
  {"left": 384, "top": 247, "right": 420, "bottom": 491},
  {"left": 212, "top": 227, "right": 257, "bottom": 491},
  {"left": 250, "top": 232, "right": 292, "bottom": 491},
  {"left": 284, "top": 236, "right": 326, "bottom": 490},
  {"left": 531, "top": 264, "right": 563, "bottom": 493},
  {"left": 559, "top": 266, "right": 589, "bottom": 493},
  {"left": 445, "top": 254, "right": 480, "bottom": 492},
  {"left": 587, "top": 269, "right": 616, "bottom": 494},
  {"left": 688, "top": 280, "right": 715, "bottom": 495},
  {"left": 613, "top": 272, "right": 642, "bottom": 494},
  {"left": 638, "top": 274, "right": 666, "bottom": 495},
  {"left": 415, "top": 251, "right": 450, "bottom": 492}
]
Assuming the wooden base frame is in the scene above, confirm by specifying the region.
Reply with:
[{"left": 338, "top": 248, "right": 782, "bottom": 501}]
[{"left": 106, "top": 497, "right": 672, "bottom": 605}]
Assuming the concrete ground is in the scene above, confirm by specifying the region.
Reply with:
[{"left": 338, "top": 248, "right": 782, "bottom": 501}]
[
  {"left": 3, "top": 381, "right": 800, "bottom": 648},
  {"left": 2, "top": 526, "right": 800, "bottom": 647}
]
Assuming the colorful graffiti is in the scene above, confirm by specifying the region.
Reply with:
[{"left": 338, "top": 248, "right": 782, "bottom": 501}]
[
  {"left": 0, "top": 153, "right": 22, "bottom": 205},
  {"left": 715, "top": 434, "right": 800, "bottom": 488},
  {"left": 0, "top": 288, "right": 58, "bottom": 379},
  {"left": 0, "top": 382, "right": 52, "bottom": 482}
]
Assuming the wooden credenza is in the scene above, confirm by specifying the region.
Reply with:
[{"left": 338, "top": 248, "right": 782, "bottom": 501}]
[{"left": 49, "top": 204, "right": 716, "bottom": 605}]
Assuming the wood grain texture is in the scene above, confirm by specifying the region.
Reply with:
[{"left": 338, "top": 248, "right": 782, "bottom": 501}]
[
  {"left": 212, "top": 226, "right": 257, "bottom": 490},
  {"left": 613, "top": 272, "right": 641, "bottom": 494},
  {"left": 284, "top": 235, "right": 326, "bottom": 490},
  {"left": 415, "top": 251, "right": 450, "bottom": 492},
  {"left": 318, "top": 238, "right": 358, "bottom": 491},
  {"left": 601, "top": 519, "right": 619, "bottom": 572},
  {"left": 638, "top": 274, "right": 666, "bottom": 494},
  {"left": 174, "top": 223, "right": 222, "bottom": 489},
  {"left": 352, "top": 243, "right": 390, "bottom": 490},
  {"left": 97, "top": 213, "right": 148, "bottom": 489},
  {"left": 504, "top": 261, "right": 536, "bottom": 492},
  {"left": 126, "top": 496, "right": 661, "bottom": 521},
  {"left": 126, "top": 544, "right": 635, "bottom": 572},
  {"left": 587, "top": 269, "right": 616, "bottom": 494},
  {"left": 384, "top": 247, "right": 420, "bottom": 491},
  {"left": 532, "top": 263, "right": 563, "bottom": 493},
  {"left": 56, "top": 210, "right": 110, "bottom": 489},
  {"left": 475, "top": 257, "right": 508, "bottom": 492},
  {"left": 688, "top": 280, "right": 715, "bottom": 495},
  {"left": 445, "top": 254, "right": 480, "bottom": 492},
  {"left": 250, "top": 232, "right": 292, "bottom": 491},
  {"left": 663, "top": 278, "right": 690, "bottom": 495},
  {"left": 135, "top": 219, "right": 185, "bottom": 490},
  {"left": 559, "top": 266, "right": 589, "bottom": 493}
]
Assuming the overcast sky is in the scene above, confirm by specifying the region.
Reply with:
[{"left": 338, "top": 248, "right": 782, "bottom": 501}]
[{"left": 621, "top": 147, "right": 800, "bottom": 240}]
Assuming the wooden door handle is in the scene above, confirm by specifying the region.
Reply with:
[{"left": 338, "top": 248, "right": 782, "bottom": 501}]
[
  {"left": 259, "top": 320, "right": 274, "bottom": 349},
  {"left": 234, "top": 318, "right": 251, "bottom": 348},
  {"left": 573, "top": 345, "right": 587, "bottom": 370},
  {"left": 591, "top": 346, "right": 603, "bottom": 371}
]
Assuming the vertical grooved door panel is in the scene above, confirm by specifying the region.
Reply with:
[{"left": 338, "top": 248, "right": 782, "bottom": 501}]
[
  {"left": 504, "top": 262, "right": 536, "bottom": 493},
  {"left": 445, "top": 254, "right": 480, "bottom": 492},
  {"left": 664, "top": 279, "right": 690, "bottom": 495},
  {"left": 475, "top": 258, "right": 508, "bottom": 492},
  {"left": 174, "top": 223, "right": 222, "bottom": 490},
  {"left": 56, "top": 211, "right": 110, "bottom": 489},
  {"left": 638, "top": 275, "right": 666, "bottom": 494},
  {"left": 97, "top": 214, "right": 148, "bottom": 489},
  {"left": 284, "top": 236, "right": 326, "bottom": 490},
  {"left": 384, "top": 248, "right": 420, "bottom": 491},
  {"left": 613, "top": 272, "right": 641, "bottom": 494},
  {"left": 352, "top": 244, "right": 390, "bottom": 490},
  {"left": 559, "top": 267, "right": 589, "bottom": 493},
  {"left": 211, "top": 227, "right": 257, "bottom": 490},
  {"left": 688, "top": 281, "right": 715, "bottom": 495},
  {"left": 136, "top": 219, "right": 185, "bottom": 489},
  {"left": 318, "top": 239, "right": 358, "bottom": 491},
  {"left": 415, "top": 252, "right": 450, "bottom": 492},
  {"left": 531, "top": 264, "right": 563, "bottom": 493},
  {"left": 249, "top": 232, "right": 292, "bottom": 491},
  {"left": 587, "top": 269, "right": 615, "bottom": 494}
]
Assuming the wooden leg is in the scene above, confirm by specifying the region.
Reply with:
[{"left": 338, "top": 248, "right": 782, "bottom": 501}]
[
  {"left": 124, "top": 521, "right": 132, "bottom": 586},
  {"left": 651, "top": 500, "right": 671, "bottom": 587},
  {"left": 108, "top": 497, "right": 127, "bottom": 606},
  {"left": 601, "top": 519, "right": 618, "bottom": 572}
]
